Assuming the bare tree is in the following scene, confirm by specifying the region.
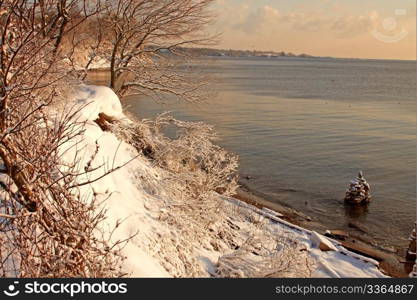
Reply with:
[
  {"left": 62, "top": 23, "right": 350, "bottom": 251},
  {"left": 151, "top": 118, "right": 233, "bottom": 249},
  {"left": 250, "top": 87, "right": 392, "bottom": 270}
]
[
  {"left": 0, "top": 0, "right": 128, "bottom": 277},
  {"left": 99, "top": 0, "right": 217, "bottom": 101}
]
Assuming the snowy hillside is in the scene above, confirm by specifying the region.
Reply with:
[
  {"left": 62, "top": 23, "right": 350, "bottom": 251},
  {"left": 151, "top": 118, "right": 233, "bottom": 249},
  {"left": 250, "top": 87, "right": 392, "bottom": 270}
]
[{"left": 65, "top": 85, "right": 387, "bottom": 278}]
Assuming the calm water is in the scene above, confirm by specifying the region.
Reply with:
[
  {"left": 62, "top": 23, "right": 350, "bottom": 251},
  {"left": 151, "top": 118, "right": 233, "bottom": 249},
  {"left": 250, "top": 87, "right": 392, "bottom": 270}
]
[{"left": 105, "top": 57, "right": 416, "bottom": 249}]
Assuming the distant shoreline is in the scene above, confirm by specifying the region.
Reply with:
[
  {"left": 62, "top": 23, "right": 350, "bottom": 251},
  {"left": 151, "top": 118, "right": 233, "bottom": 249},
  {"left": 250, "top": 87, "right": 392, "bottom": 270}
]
[
  {"left": 177, "top": 46, "right": 317, "bottom": 59},
  {"left": 181, "top": 47, "right": 416, "bottom": 62}
]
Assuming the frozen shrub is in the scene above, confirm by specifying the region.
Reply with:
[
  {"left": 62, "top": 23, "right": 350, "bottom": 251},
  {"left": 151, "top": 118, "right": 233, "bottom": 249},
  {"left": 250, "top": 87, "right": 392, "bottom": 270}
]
[
  {"left": 110, "top": 113, "right": 239, "bottom": 199},
  {"left": 0, "top": 1, "right": 127, "bottom": 278}
]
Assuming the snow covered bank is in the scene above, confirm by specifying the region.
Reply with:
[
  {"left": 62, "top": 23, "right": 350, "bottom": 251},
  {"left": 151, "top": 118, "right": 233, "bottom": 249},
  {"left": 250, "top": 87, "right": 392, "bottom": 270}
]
[{"left": 64, "top": 85, "right": 387, "bottom": 278}]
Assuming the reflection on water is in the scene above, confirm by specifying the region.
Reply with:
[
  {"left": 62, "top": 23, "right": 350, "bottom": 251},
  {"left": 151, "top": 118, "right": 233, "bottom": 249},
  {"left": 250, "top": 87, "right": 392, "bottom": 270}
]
[
  {"left": 344, "top": 203, "right": 370, "bottom": 219},
  {"left": 88, "top": 57, "right": 416, "bottom": 249}
]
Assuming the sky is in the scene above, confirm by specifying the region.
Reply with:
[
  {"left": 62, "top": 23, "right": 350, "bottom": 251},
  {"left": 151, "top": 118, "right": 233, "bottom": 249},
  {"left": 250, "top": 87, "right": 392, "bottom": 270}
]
[{"left": 210, "top": 0, "right": 416, "bottom": 60}]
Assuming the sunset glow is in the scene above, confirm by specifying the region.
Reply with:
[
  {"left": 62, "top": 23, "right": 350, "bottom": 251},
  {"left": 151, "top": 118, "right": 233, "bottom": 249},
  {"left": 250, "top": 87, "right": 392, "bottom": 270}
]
[{"left": 212, "top": 0, "right": 416, "bottom": 60}]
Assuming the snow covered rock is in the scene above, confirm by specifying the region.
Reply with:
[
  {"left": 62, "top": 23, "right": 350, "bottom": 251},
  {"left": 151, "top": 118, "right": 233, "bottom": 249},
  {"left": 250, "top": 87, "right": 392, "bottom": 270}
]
[
  {"left": 72, "top": 85, "right": 126, "bottom": 122},
  {"left": 344, "top": 171, "right": 371, "bottom": 205},
  {"left": 310, "top": 231, "right": 338, "bottom": 252}
]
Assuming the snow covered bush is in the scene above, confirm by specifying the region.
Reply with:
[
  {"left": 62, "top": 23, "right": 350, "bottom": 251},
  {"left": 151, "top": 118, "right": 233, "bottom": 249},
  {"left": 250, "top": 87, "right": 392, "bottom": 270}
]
[
  {"left": 109, "top": 113, "right": 239, "bottom": 200},
  {"left": 0, "top": 101, "right": 128, "bottom": 277},
  {"left": 104, "top": 113, "right": 243, "bottom": 277},
  {"left": 215, "top": 219, "right": 313, "bottom": 278},
  {"left": 0, "top": 1, "right": 127, "bottom": 278}
]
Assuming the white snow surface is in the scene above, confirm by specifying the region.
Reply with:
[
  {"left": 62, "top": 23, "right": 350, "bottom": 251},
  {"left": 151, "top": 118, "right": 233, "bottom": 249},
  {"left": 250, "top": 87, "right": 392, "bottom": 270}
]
[
  {"left": 72, "top": 85, "right": 126, "bottom": 121},
  {"left": 60, "top": 85, "right": 388, "bottom": 278}
]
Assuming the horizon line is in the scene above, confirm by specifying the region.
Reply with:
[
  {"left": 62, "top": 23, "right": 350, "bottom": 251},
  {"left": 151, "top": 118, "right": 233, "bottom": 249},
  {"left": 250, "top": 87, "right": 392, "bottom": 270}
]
[{"left": 196, "top": 46, "right": 417, "bottom": 62}]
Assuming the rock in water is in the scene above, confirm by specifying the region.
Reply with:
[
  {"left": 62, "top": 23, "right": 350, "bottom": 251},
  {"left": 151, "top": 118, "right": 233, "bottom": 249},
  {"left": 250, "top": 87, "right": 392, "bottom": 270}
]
[{"left": 344, "top": 171, "right": 372, "bottom": 205}]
